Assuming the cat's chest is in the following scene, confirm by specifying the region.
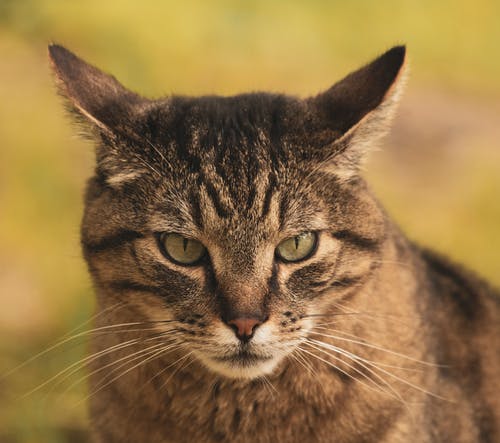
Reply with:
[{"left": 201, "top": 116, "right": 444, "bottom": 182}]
[
  {"left": 154, "top": 367, "right": 360, "bottom": 443},
  {"left": 91, "top": 358, "right": 409, "bottom": 443},
  {"left": 164, "top": 381, "right": 324, "bottom": 443}
]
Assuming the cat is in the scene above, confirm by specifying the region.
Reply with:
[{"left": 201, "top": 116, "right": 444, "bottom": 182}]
[{"left": 48, "top": 44, "right": 499, "bottom": 443}]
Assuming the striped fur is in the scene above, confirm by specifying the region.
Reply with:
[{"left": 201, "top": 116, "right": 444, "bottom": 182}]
[{"left": 49, "top": 44, "right": 499, "bottom": 443}]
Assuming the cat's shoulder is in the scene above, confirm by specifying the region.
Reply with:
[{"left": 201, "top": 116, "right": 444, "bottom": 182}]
[{"left": 417, "top": 246, "right": 499, "bottom": 323}]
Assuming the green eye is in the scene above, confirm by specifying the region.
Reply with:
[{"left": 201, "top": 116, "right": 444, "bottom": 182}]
[
  {"left": 159, "top": 233, "right": 206, "bottom": 265},
  {"left": 276, "top": 232, "right": 318, "bottom": 263}
]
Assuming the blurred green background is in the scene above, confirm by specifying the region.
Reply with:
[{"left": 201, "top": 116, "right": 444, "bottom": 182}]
[{"left": 0, "top": 0, "right": 499, "bottom": 441}]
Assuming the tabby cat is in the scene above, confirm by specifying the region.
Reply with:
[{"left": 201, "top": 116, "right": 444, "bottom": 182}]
[{"left": 49, "top": 44, "right": 499, "bottom": 442}]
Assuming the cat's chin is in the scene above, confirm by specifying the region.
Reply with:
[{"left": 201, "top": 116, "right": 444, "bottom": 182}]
[{"left": 194, "top": 351, "right": 282, "bottom": 379}]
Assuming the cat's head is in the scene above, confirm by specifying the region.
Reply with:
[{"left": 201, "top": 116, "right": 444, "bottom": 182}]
[{"left": 49, "top": 44, "right": 406, "bottom": 379}]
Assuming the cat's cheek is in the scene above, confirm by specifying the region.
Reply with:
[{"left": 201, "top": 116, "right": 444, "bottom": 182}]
[
  {"left": 250, "top": 321, "right": 275, "bottom": 346},
  {"left": 213, "top": 321, "right": 241, "bottom": 345}
]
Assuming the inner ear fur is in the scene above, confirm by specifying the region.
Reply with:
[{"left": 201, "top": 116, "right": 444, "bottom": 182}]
[
  {"left": 48, "top": 44, "right": 150, "bottom": 134},
  {"left": 305, "top": 46, "right": 407, "bottom": 177},
  {"left": 312, "top": 45, "right": 406, "bottom": 134}
]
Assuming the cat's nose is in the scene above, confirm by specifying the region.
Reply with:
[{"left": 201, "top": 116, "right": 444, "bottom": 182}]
[{"left": 226, "top": 317, "right": 263, "bottom": 342}]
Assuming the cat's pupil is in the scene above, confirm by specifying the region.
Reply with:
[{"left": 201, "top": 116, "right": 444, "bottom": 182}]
[
  {"left": 276, "top": 232, "right": 317, "bottom": 262},
  {"left": 159, "top": 233, "right": 206, "bottom": 265}
]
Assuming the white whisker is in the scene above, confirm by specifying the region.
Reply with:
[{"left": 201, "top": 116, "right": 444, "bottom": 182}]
[
  {"left": 79, "top": 343, "right": 180, "bottom": 406},
  {"left": 55, "top": 336, "right": 181, "bottom": 396},
  {"left": 306, "top": 339, "right": 412, "bottom": 411},
  {"left": 307, "top": 337, "right": 450, "bottom": 401},
  {"left": 311, "top": 328, "right": 442, "bottom": 367},
  {"left": 155, "top": 352, "right": 195, "bottom": 391},
  {"left": 1, "top": 319, "right": 157, "bottom": 380},
  {"left": 299, "top": 345, "right": 394, "bottom": 399}
]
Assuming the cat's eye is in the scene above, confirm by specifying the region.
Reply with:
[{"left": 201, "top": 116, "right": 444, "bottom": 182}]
[
  {"left": 275, "top": 232, "right": 318, "bottom": 263},
  {"left": 158, "top": 233, "right": 206, "bottom": 266}
]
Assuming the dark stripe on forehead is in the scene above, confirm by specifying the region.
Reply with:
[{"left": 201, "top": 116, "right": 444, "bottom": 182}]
[
  {"left": 332, "top": 230, "right": 383, "bottom": 251},
  {"left": 199, "top": 174, "right": 230, "bottom": 219},
  {"left": 172, "top": 101, "right": 202, "bottom": 174},
  {"left": 214, "top": 139, "right": 230, "bottom": 183},
  {"left": 246, "top": 186, "right": 257, "bottom": 211},
  {"left": 189, "top": 189, "right": 204, "bottom": 229},
  {"left": 261, "top": 173, "right": 277, "bottom": 219},
  {"left": 82, "top": 230, "right": 143, "bottom": 254},
  {"left": 269, "top": 96, "right": 288, "bottom": 169},
  {"left": 278, "top": 194, "right": 288, "bottom": 230}
]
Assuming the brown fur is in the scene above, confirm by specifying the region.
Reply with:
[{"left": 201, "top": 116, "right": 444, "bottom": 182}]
[{"left": 49, "top": 44, "right": 499, "bottom": 442}]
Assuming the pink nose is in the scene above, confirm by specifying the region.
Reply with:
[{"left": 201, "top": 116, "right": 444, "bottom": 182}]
[{"left": 227, "top": 317, "right": 263, "bottom": 341}]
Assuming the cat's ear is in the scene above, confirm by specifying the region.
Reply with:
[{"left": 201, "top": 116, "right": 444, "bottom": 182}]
[
  {"left": 307, "top": 45, "right": 407, "bottom": 180},
  {"left": 48, "top": 44, "right": 149, "bottom": 135}
]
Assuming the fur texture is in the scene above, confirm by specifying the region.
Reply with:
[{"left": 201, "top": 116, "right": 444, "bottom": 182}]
[{"left": 49, "top": 44, "right": 499, "bottom": 442}]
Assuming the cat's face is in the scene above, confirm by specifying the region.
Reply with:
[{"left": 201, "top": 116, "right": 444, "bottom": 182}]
[{"left": 50, "top": 45, "right": 406, "bottom": 379}]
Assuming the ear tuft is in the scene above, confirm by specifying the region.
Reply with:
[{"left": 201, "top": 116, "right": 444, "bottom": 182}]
[{"left": 48, "top": 44, "right": 148, "bottom": 132}]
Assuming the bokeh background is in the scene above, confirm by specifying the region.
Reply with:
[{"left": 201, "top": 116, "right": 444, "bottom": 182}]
[{"left": 1, "top": 1, "right": 499, "bottom": 441}]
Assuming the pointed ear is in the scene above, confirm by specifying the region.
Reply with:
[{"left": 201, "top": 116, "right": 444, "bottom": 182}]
[
  {"left": 308, "top": 46, "right": 407, "bottom": 180},
  {"left": 48, "top": 44, "right": 149, "bottom": 134}
]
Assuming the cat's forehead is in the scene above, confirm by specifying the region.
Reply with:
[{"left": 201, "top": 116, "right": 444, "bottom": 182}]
[
  {"left": 145, "top": 94, "right": 312, "bottom": 226},
  {"left": 167, "top": 93, "right": 296, "bottom": 126},
  {"left": 153, "top": 93, "right": 301, "bottom": 158},
  {"left": 149, "top": 162, "right": 329, "bottom": 249},
  {"left": 101, "top": 93, "right": 334, "bottom": 243}
]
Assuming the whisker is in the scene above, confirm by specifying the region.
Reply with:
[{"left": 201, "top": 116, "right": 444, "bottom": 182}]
[
  {"left": 306, "top": 339, "right": 411, "bottom": 411},
  {"left": 310, "top": 327, "right": 425, "bottom": 372},
  {"left": 52, "top": 334, "right": 182, "bottom": 395},
  {"left": 88, "top": 341, "right": 183, "bottom": 394},
  {"left": 289, "top": 351, "right": 315, "bottom": 376},
  {"left": 24, "top": 329, "right": 182, "bottom": 398},
  {"left": 333, "top": 302, "right": 415, "bottom": 326},
  {"left": 302, "top": 312, "right": 360, "bottom": 319},
  {"left": 1, "top": 320, "right": 178, "bottom": 380},
  {"left": 308, "top": 303, "right": 414, "bottom": 327},
  {"left": 22, "top": 338, "right": 142, "bottom": 398},
  {"left": 299, "top": 346, "right": 394, "bottom": 399},
  {"left": 309, "top": 338, "right": 449, "bottom": 402},
  {"left": 80, "top": 329, "right": 187, "bottom": 403},
  {"left": 259, "top": 375, "right": 277, "bottom": 397},
  {"left": 155, "top": 352, "right": 195, "bottom": 392},
  {"left": 308, "top": 335, "right": 422, "bottom": 373},
  {"left": 294, "top": 348, "right": 332, "bottom": 398},
  {"left": 311, "top": 328, "right": 443, "bottom": 367},
  {"left": 78, "top": 345, "right": 176, "bottom": 406},
  {"left": 59, "top": 301, "right": 126, "bottom": 340}
]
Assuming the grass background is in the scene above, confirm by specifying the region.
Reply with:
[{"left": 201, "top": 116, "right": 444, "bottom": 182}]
[{"left": 0, "top": 1, "right": 499, "bottom": 441}]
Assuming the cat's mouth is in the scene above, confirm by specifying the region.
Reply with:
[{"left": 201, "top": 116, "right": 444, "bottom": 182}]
[
  {"left": 194, "top": 346, "right": 281, "bottom": 379},
  {"left": 213, "top": 349, "right": 273, "bottom": 365}
]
